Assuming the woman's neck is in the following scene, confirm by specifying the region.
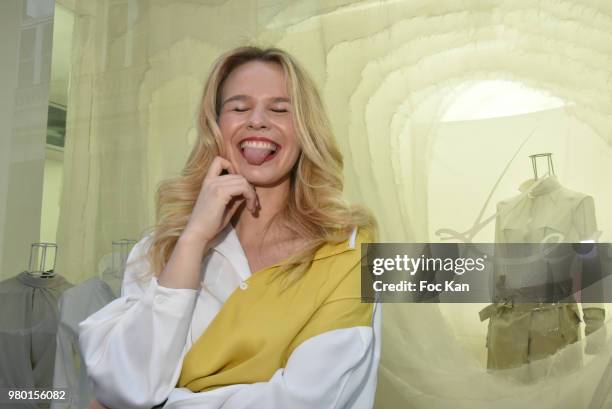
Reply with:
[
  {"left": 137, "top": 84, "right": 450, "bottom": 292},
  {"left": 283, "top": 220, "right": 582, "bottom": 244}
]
[{"left": 232, "top": 175, "right": 291, "bottom": 244}]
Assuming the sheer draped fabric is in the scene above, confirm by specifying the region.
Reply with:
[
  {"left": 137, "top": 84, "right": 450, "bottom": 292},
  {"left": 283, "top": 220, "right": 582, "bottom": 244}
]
[{"left": 57, "top": 1, "right": 612, "bottom": 407}]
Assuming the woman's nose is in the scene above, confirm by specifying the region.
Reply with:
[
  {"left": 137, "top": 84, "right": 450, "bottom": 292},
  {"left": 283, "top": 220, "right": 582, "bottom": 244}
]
[{"left": 246, "top": 106, "right": 268, "bottom": 129}]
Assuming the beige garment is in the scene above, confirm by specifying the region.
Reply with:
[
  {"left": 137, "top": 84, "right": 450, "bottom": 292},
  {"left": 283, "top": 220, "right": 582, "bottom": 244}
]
[
  {"left": 482, "top": 176, "right": 600, "bottom": 382},
  {"left": 481, "top": 300, "right": 582, "bottom": 382}
]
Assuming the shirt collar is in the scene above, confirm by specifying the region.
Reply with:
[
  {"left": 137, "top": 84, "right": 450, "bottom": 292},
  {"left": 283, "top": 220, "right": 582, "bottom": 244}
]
[
  {"left": 519, "top": 175, "right": 561, "bottom": 197},
  {"left": 209, "top": 224, "right": 252, "bottom": 280}
]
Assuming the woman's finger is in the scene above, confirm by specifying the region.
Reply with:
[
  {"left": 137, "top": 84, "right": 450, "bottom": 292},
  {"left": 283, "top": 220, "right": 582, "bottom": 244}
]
[
  {"left": 214, "top": 174, "right": 246, "bottom": 183},
  {"left": 205, "top": 156, "right": 236, "bottom": 181},
  {"left": 217, "top": 181, "right": 258, "bottom": 212},
  {"left": 223, "top": 196, "right": 246, "bottom": 223}
]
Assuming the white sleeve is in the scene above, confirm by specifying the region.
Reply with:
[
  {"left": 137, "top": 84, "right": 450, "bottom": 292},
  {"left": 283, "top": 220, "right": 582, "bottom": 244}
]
[
  {"left": 78, "top": 236, "right": 199, "bottom": 409},
  {"left": 220, "top": 302, "right": 381, "bottom": 409},
  {"left": 163, "top": 302, "right": 381, "bottom": 409}
]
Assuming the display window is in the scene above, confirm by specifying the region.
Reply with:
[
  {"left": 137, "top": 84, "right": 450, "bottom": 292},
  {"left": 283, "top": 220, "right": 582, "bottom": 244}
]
[{"left": 1, "top": 1, "right": 611, "bottom": 408}]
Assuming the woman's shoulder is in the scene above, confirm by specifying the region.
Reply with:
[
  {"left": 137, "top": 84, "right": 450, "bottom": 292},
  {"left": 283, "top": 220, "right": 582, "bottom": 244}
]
[
  {"left": 315, "top": 225, "right": 374, "bottom": 259},
  {"left": 353, "top": 225, "right": 375, "bottom": 245},
  {"left": 305, "top": 226, "right": 375, "bottom": 298}
]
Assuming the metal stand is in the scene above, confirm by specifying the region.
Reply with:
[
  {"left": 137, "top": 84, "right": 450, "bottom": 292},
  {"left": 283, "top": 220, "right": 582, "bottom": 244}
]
[
  {"left": 27, "top": 242, "right": 57, "bottom": 277},
  {"left": 529, "top": 152, "right": 555, "bottom": 180},
  {"left": 111, "top": 238, "right": 136, "bottom": 276}
]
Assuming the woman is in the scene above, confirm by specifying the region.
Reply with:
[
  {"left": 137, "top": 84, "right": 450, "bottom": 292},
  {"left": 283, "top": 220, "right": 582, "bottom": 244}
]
[{"left": 79, "top": 46, "right": 380, "bottom": 409}]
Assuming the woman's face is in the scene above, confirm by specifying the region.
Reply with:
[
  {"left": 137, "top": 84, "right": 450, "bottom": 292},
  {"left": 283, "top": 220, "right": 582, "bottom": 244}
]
[{"left": 218, "top": 60, "right": 300, "bottom": 187}]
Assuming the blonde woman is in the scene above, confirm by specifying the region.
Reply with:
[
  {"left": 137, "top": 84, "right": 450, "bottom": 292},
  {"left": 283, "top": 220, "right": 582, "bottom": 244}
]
[{"left": 79, "top": 46, "right": 381, "bottom": 409}]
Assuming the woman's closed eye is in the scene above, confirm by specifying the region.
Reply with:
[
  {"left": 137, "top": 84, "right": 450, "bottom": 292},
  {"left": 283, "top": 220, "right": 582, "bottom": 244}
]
[
  {"left": 230, "top": 106, "right": 289, "bottom": 113},
  {"left": 270, "top": 104, "right": 291, "bottom": 112}
]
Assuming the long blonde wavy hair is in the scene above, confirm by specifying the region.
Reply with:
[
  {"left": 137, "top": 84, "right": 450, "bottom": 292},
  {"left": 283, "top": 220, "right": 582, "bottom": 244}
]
[{"left": 146, "top": 46, "right": 377, "bottom": 286}]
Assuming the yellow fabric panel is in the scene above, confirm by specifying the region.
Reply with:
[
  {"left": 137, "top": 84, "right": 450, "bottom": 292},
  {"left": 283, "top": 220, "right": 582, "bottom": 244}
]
[
  {"left": 283, "top": 296, "right": 374, "bottom": 366},
  {"left": 178, "top": 227, "right": 374, "bottom": 392}
]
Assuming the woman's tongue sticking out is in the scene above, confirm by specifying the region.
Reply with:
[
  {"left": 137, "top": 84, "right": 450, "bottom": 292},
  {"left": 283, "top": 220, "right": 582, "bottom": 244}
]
[{"left": 241, "top": 144, "right": 277, "bottom": 165}]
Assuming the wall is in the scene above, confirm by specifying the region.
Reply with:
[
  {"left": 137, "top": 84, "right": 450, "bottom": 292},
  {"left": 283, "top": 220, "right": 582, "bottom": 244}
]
[{"left": 0, "top": 0, "right": 54, "bottom": 279}]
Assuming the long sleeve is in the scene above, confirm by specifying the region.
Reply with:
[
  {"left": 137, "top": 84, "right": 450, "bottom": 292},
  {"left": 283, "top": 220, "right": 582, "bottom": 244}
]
[
  {"left": 162, "top": 300, "right": 381, "bottom": 409},
  {"left": 78, "top": 237, "right": 199, "bottom": 409},
  {"left": 220, "top": 302, "right": 381, "bottom": 409},
  {"left": 574, "top": 195, "right": 598, "bottom": 241}
]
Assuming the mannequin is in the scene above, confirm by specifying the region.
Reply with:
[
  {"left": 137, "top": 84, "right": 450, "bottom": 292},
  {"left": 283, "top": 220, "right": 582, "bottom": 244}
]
[{"left": 480, "top": 154, "right": 605, "bottom": 382}]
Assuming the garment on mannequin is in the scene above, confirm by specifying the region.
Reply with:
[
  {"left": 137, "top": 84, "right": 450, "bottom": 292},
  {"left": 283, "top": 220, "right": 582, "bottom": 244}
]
[{"left": 480, "top": 175, "right": 603, "bottom": 382}]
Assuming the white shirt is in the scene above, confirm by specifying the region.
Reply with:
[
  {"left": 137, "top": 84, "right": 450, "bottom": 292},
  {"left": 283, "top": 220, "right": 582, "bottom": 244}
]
[
  {"left": 495, "top": 176, "right": 598, "bottom": 287},
  {"left": 78, "top": 225, "right": 381, "bottom": 409}
]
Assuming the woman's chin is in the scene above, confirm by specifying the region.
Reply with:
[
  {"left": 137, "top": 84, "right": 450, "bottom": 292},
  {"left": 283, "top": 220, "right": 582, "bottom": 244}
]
[{"left": 240, "top": 168, "right": 290, "bottom": 188}]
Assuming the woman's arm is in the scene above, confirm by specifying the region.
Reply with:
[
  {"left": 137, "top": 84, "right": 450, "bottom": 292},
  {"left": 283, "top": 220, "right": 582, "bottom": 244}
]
[
  {"left": 158, "top": 156, "right": 257, "bottom": 291},
  {"left": 78, "top": 157, "right": 259, "bottom": 409},
  {"left": 164, "top": 229, "right": 381, "bottom": 409},
  {"left": 78, "top": 237, "right": 200, "bottom": 409},
  {"left": 218, "top": 302, "right": 381, "bottom": 409},
  {"left": 161, "top": 300, "right": 381, "bottom": 409}
]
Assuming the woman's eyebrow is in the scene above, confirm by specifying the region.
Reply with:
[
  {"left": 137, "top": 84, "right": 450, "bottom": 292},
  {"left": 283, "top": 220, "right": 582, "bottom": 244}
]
[
  {"left": 222, "top": 95, "right": 290, "bottom": 106},
  {"left": 222, "top": 94, "right": 249, "bottom": 106}
]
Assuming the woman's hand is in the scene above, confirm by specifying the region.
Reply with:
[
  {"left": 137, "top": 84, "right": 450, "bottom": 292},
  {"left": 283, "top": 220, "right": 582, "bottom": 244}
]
[
  {"left": 183, "top": 156, "right": 258, "bottom": 244},
  {"left": 159, "top": 156, "right": 257, "bottom": 289}
]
